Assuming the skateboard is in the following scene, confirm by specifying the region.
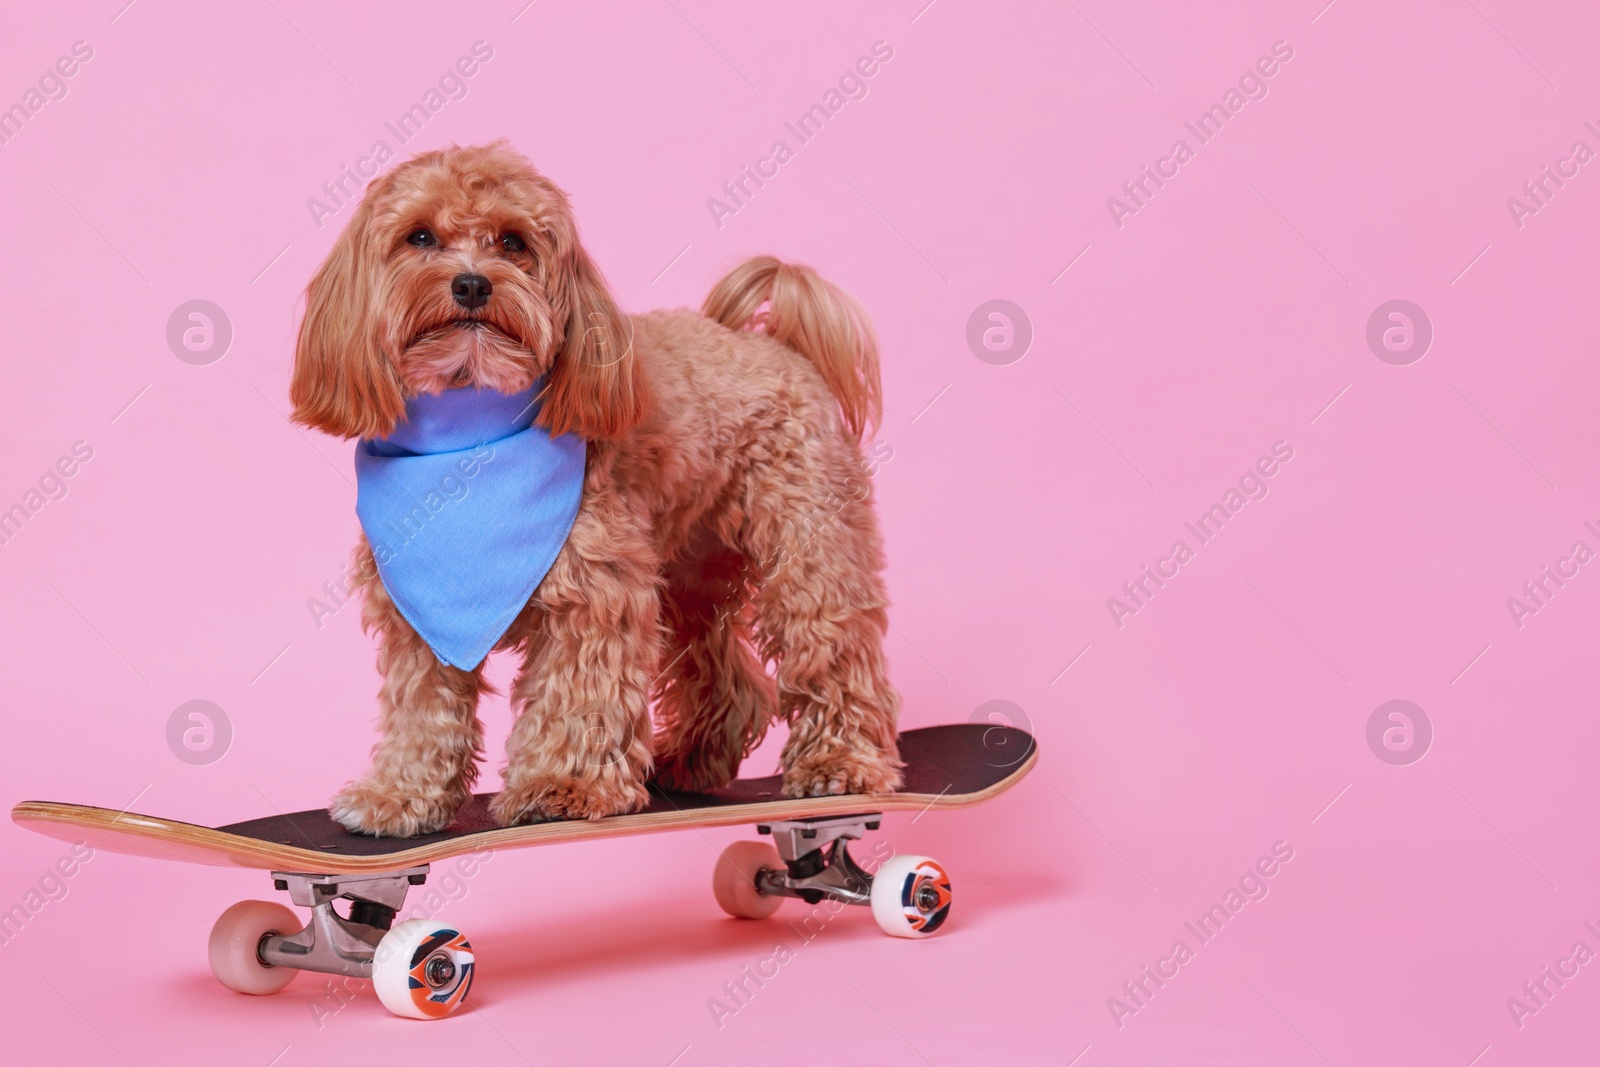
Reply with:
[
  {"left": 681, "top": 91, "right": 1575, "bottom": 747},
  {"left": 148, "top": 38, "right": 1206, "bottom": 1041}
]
[{"left": 12, "top": 723, "right": 1036, "bottom": 1019}]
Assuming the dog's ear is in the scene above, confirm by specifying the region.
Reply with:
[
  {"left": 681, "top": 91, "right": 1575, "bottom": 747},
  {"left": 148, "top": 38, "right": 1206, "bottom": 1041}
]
[
  {"left": 539, "top": 236, "right": 645, "bottom": 440},
  {"left": 291, "top": 197, "right": 406, "bottom": 440}
]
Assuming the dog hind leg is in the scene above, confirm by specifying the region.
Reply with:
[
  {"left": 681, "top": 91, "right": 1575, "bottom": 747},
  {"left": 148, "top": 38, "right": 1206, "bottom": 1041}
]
[{"left": 738, "top": 443, "right": 904, "bottom": 798}]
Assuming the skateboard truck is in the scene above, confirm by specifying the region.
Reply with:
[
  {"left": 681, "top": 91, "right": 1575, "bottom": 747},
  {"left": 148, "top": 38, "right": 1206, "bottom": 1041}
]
[
  {"left": 717, "top": 812, "right": 953, "bottom": 939},
  {"left": 208, "top": 864, "right": 476, "bottom": 1019},
  {"left": 754, "top": 813, "right": 881, "bottom": 905},
  {"left": 257, "top": 866, "right": 429, "bottom": 978}
]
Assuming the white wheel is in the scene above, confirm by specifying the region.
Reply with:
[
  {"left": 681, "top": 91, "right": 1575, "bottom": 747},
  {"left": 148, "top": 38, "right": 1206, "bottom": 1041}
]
[
  {"left": 871, "top": 855, "right": 952, "bottom": 938},
  {"left": 208, "top": 900, "right": 303, "bottom": 995},
  {"left": 372, "top": 919, "right": 475, "bottom": 1019},
  {"left": 713, "top": 840, "right": 785, "bottom": 919}
]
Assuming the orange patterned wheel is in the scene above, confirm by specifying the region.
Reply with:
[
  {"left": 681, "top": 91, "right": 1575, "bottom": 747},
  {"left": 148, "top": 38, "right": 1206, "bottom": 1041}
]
[
  {"left": 372, "top": 919, "right": 475, "bottom": 1019},
  {"left": 871, "top": 855, "right": 952, "bottom": 938}
]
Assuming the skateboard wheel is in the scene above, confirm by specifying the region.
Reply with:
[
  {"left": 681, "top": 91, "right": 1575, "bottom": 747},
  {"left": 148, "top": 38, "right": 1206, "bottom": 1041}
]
[
  {"left": 871, "top": 855, "right": 952, "bottom": 938},
  {"left": 373, "top": 919, "right": 475, "bottom": 1020},
  {"left": 208, "top": 900, "right": 303, "bottom": 995},
  {"left": 713, "top": 840, "right": 784, "bottom": 920}
]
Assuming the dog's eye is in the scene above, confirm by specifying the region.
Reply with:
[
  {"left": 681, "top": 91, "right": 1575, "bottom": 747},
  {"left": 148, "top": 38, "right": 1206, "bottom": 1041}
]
[
  {"left": 406, "top": 228, "right": 438, "bottom": 248},
  {"left": 499, "top": 233, "right": 527, "bottom": 253}
]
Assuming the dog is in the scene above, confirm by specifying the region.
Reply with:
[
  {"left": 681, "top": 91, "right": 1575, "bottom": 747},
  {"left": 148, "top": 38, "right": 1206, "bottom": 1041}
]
[{"left": 290, "top": 141, "right": 904, "bottom": 835}]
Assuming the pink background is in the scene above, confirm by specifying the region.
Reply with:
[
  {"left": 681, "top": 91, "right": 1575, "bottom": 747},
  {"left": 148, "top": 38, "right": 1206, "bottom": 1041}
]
[{"left": 3, "top": 1, "right": 1597, "bottom": 1064}]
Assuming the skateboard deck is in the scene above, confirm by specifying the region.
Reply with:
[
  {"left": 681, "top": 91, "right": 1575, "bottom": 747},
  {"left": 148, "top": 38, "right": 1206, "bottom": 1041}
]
[
  {"left": 12, "top": 724, "right": 1035, "bottom": 874},
  {"left": 10, "top": 723, "right": 1036, "bottom": 1019}
]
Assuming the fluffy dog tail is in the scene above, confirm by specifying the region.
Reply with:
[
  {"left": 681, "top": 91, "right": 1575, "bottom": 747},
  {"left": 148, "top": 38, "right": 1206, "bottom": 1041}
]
[{"left": 703, "top": 256, "right": 882, "bottom": 440}]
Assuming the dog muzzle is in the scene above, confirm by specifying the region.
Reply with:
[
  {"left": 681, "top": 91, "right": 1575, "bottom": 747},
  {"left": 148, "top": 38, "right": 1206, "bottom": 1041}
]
[{"left": 354, "top": 382, "right": 584, "bottom": 669}]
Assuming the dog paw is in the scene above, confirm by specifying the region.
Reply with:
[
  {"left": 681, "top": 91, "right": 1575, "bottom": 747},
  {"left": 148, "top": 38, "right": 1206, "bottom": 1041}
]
[
  {"left": 782, "top": 747, "right": 904, "bottom": 799},
  {"left": 490, "top": 776, "right": 649, "bottom": 825},
  {"left": 329, "top": 780, "right": 464, "bottom": 837}
]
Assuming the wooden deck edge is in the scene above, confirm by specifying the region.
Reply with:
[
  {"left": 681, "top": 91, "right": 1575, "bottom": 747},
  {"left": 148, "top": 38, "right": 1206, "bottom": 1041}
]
[{"left": 12, "top": 744, "right": 1036, "bottom": 875}]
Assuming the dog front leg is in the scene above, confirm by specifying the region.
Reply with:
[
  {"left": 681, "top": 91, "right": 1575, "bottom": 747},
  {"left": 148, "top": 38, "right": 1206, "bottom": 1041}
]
[
  {"left": 491, "top": 507, "right": 659, "bottom": 825},
  {"left": 329, "top": 548, "right": 485, "bottom": 836}
]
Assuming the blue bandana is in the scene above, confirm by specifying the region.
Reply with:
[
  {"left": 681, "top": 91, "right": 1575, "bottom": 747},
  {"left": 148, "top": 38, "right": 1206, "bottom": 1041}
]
[{"left": 354, "top": 383, "right": 585, "bottom": 669}]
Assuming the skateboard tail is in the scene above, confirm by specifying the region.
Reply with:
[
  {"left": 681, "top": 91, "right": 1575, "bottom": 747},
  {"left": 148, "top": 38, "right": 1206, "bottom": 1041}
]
[{"left": 12, "top": 802, "right": 255, "bottom": 868}]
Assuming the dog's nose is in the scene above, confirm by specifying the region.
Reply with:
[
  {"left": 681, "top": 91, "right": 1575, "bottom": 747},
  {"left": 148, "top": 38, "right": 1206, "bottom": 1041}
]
[{"left": 451, "top": 273, "right": 492, "bottom": 310}]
